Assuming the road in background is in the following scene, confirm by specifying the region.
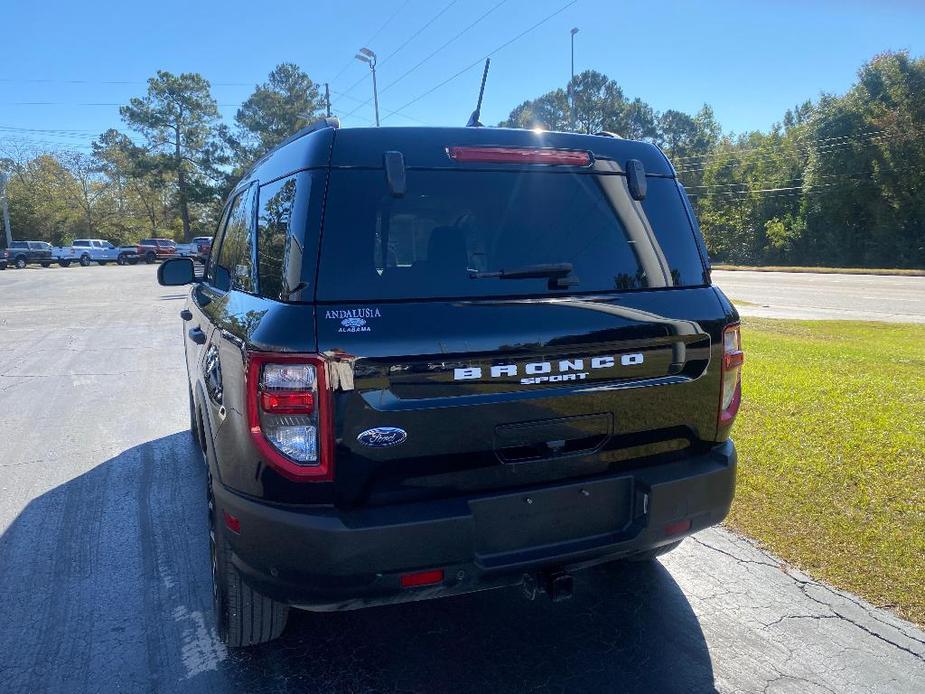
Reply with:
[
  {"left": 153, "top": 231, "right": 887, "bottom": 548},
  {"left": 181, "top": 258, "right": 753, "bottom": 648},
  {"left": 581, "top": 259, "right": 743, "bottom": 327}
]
[
  {"left": 713, "top": 270, "right": 925, "bottom": 323},
  {"left": 1, "top": 266, "right": 923, "bottom": 693}
]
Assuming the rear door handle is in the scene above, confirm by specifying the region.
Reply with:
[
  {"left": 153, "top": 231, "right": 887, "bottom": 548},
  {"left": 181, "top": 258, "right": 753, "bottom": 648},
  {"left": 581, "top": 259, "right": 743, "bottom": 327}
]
[
  {"left": 180, "top": 309, "right": 193, "bottom": 321},
  {"left": 188, "top": 327, "right": 207, "bottom": 345}
]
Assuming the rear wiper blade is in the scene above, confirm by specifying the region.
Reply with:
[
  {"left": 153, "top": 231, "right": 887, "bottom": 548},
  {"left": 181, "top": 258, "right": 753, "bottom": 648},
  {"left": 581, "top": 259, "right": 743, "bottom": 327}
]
[
  {"left": 469, "top": 262, "right": 574, "bottom": 280},
  {"left": 469, "top": 262, "right": 579, "bottom": 289}
]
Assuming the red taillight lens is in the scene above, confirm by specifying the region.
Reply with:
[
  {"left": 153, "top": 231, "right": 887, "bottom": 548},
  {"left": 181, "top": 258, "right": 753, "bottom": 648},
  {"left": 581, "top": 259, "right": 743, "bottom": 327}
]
[
  {"left": 400, "top": 569, "right": 445, "bottom": 588},
  {"left": 719, "top": 324, "right": 744, "bottom": 427},
  {"left": 246, "top": 353, "right": 334, "bottom": 482},
  {"left": 446, "top": 146, "right": 592, "bottom": 166},
  {"left": 259, "top": 390, "right": 314, "bottom": 415}
]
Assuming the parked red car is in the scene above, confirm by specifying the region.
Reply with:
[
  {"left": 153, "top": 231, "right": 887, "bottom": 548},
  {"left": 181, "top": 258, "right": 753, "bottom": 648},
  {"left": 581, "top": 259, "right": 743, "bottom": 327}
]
[
  {"left": 136, "top": 238, "right": 177, "bottom": 264},
  {"left": 193, "top": 236, "right": 213, "bottom": 262}
]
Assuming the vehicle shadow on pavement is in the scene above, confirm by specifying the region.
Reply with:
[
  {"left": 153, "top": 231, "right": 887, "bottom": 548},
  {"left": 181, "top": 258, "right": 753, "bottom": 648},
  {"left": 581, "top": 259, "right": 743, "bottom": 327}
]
[{"left": 0, "top": 433, "right": 716, "bottom": 694}]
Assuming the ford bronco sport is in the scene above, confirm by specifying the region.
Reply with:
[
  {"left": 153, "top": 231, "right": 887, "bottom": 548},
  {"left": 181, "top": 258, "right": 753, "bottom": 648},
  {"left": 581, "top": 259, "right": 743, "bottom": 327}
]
[{"left": 158, "top": 118, "right": 742, "bottom": 647}]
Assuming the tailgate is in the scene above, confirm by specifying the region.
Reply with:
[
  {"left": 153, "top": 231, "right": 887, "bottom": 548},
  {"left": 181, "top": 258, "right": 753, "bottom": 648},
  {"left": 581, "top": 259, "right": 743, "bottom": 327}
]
[{"left": 319, "top": 290, "right": 726, "bottom": 506}]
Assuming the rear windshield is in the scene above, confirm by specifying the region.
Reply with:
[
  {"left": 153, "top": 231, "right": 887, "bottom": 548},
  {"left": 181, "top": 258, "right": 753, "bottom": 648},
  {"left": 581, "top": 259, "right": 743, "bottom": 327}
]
[{"left": 316, "top": 169, "right": 706, "bottom": 301}]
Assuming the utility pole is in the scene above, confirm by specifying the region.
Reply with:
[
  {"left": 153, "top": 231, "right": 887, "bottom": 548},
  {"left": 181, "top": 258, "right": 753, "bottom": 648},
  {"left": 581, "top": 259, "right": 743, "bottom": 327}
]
[
  {"left": 355, "top": 48, "right": 380, "bottom": 126},
  {"left": 0, "top": 172, "right": 12, "bottom": 248},
  {"left": 570, "top": 27, "right": 579, "bottom": 132},
  {"left": 324, "top": 83, "right": 331, "bottom": 118}
]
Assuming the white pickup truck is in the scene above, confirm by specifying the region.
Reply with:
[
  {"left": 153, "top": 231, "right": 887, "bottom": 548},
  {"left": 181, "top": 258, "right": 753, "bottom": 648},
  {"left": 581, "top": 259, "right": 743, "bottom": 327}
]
[{"left": 71, "top": 239, "right": 140, "bottom": 266}]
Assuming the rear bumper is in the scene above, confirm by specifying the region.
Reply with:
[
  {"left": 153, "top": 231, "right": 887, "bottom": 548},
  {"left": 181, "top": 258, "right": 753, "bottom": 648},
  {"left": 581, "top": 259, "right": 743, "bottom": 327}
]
[{"left": 214, "top": 440, "right": 736, "bottom": 610}]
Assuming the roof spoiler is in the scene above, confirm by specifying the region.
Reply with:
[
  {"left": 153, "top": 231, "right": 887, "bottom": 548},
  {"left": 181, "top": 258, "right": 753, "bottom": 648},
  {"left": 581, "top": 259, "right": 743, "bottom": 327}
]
[{"left": 276, "top": 117, "right": 340, "bottom": 150}]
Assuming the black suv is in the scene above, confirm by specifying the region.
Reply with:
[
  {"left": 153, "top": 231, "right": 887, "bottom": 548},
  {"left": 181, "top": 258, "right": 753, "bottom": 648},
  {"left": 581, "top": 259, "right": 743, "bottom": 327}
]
[{"left": 159, "top": 120, "right": 742, "bottom": 647}]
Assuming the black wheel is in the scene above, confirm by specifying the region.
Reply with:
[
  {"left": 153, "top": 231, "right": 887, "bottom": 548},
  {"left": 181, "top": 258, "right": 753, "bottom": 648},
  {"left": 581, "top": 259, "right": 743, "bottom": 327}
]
[
  {"left": 98, "top": 260, "right": 107, "bottom": 266},
  {"left": 629, "top": 540, "right": 684, "bottom": 562},
  {"left": 128, "top": 257, "right": 139, "bottom": 265},
  {"left": 117, "top": 254, "right": 127, "bottom": 266},
  {"left": 14, "top": 256, "right": 26, "bottom": 269},
  {"left": 40, "top": 262, "right": 51, "bottom": 268},
  {"left": 79, "top": 254, "right": 91, "bottom": 267},
  {"left": 59, "top": 260, "right": 71, "bottom": 268},
  {"left": 209, "top": 476, "right": 289, "bottom": 647},
  {"left": 145, "top": 252, "right": 156, "bottom": 264}
]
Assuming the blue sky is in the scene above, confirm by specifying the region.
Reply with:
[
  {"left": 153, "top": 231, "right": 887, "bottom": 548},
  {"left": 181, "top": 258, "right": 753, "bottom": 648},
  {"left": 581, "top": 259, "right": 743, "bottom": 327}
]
[{"left": 1, "top": 0, "right": 923, "bottom": 153}]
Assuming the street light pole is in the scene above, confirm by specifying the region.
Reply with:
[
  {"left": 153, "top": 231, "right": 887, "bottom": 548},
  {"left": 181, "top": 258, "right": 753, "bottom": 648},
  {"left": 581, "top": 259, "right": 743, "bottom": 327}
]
[
  {"left": 570, "top": 27, "right": 579, "bottom": 131},
  {"left": 355, "top": 48, "right": 380, "bottom": 126}
]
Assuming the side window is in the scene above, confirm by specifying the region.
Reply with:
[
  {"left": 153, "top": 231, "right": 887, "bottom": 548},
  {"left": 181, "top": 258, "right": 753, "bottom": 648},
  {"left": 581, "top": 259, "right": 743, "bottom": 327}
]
[
  {"left": 213, "top": 186, "right": 256, "bottom": 293},
  {"left": 256, "top": 175, "right": 302, "bottom": 300},
  {"left": 205, "top": 207, "right": 232, "bottom": 286}
]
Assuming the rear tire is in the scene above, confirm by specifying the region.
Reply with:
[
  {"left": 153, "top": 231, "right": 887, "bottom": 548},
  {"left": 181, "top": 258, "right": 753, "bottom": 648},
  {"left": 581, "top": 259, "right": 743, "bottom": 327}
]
[
  {"left": 14, "top": 257, "right": 26, "bottom": 269},
  {"left": 128, "top": 257, "right": 139, "bottom": 265},
  {"left": 40, "top": 262, "right": 51, "bottom": 268},
  {"left": 98, "top": 260, "right": 107, "bottom": 266},
  {"left": 79, "top": 255, "right": 91, "bottom": 267},
  {"left": 629, "top": 540, "right": 683, "bottom": 562},
  {"left": 117, "top": 254, "right": 127, "bottom": 265},
  {"left": 209, "top": 477, "right": 289, "bottom": 647},
  {"left": 59, "top": 260, "right": 71, "bottom": 268},
  {"left": 145, "top": 252, "right": 156, "bottom": 264}
]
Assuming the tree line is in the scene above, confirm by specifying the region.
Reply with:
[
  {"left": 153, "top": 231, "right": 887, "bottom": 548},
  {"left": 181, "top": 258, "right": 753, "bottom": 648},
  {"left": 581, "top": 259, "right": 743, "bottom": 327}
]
[
  {"left": 1, "top": 63, "right": 324, "bottom": 246},
  {"left": 1, "top": 52, "right": 922, "bottom": 269},
  {"left": 502, "top": 51, "right": 925, "bottom": 269}
]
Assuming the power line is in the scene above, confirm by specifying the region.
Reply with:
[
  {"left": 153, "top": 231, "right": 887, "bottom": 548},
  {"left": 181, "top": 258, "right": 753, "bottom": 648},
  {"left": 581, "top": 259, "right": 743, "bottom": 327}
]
[
  {"left": 383, "top": 0, "right": 578, "bottom": 122},
  {"left": 675, "top": 133, "right": 896, "bottom": 176},
  {"left": 0, "top": 77, "right": 257, "bottom": 87},
  {"left": 339, "top": 0, "right": 460, "bottom": 100},
  {"left": 328, "top": 88, "right": 427, "bottom": 124},
  {"left": 327, "top": 0, "right": 415, "bottom": 88},
  {"left": 672, "top": 125, "right": 923, "bottom": 174},
  {"left": 670, "top": 129, "right": 889, "bottom": 166},
  {"left": 342, "top": 0, "right": 509, "bottom": 120}
]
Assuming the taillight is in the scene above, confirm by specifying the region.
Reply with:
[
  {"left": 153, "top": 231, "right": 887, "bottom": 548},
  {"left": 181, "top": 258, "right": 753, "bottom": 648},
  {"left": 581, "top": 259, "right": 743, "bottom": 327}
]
[
  {"left": 719, "top": 323, "right": 744, "bottom": 427},
  {"left": 246, "top": 353, "right": 334, "bottom": 482},
  {"left": 446, "top": 146, "right": 592, "bottom": 166}
]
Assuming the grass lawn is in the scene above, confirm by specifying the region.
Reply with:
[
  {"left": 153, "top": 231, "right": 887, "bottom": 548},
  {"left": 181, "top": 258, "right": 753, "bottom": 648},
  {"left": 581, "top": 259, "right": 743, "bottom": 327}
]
[
  {"left": 714, "top": 264, "right": 925, "bottom": 277},
  {"left": 729, "top": 318, "right": 925, "bottom": 624}
]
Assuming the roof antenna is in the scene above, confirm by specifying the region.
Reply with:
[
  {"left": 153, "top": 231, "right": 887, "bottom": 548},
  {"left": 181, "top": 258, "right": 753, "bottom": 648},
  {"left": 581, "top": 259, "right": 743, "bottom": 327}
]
[{"left": 466, "top": 58, "right": 491, "bottom": 127}]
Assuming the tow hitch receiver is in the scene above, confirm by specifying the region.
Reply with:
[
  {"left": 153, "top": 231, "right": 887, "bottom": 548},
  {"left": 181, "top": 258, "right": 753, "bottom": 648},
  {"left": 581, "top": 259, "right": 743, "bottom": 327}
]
[{"left": 545, "top": 570, "right": 574, "bottom": 602}]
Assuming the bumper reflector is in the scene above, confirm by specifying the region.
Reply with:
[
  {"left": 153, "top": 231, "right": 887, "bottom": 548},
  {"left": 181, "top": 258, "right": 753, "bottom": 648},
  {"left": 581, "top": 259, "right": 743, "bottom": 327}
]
[
  {"left": 664, "top": 518, "right": 692, "bottom": 537},
  {"left": 400, "top": 569, "right": 445, "bottom": 588},
  {"left": 223, "top": 510, "right": 241, "bottom": 534}
]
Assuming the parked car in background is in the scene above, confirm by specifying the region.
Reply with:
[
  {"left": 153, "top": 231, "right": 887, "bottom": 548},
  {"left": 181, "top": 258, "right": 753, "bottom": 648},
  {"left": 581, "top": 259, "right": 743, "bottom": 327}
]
[
  {"left": 174, "top": 242, "right": 199, "bottom": 258},
  {"left": 136, "top": 238, "right": 177, "bottom": 264},
  {"left": 193, "top": 236, "right": 213, "bottom": 262},
  {"left": 0, "top": 248, "right": 8, "bottom": 270},
  {"left": 8, "top": 241, "right": 53, "bottom": 268},
  {"left": 48, "top": 243, "right": 79, "bottom": 267},
  {"left": 72, "top": 239, "right": 140, "bottom": 266}
]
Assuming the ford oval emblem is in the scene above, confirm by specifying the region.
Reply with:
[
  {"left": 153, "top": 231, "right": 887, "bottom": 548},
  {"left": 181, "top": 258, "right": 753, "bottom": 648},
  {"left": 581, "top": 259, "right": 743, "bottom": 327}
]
[
  {"left": 341, "top": 317, "right": 366, "bottom": 329},
  {"left": 357, "top": 427, "right": 408, "bottom": 448}
]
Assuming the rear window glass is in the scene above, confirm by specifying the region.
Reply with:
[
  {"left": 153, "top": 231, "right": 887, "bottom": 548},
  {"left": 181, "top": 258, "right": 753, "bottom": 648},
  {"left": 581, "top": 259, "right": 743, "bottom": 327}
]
[{"left": 316, "top": 170, "right": 706, "bottom": 301}]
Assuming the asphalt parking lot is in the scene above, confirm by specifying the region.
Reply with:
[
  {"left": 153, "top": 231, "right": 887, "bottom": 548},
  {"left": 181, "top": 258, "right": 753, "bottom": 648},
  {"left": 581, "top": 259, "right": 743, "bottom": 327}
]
[
  {"left": 713, "top": 270, "right": 925, "bottom": 323},
  {"left": 1, "top": 265, "right": 924, "bottom": 694}
]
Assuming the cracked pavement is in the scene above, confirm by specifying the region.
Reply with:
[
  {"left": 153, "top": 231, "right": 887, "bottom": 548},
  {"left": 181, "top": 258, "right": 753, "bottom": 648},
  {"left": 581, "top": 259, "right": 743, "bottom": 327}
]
[{"left": 1, "top": 266, "right": 923, "bottom": 693}]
